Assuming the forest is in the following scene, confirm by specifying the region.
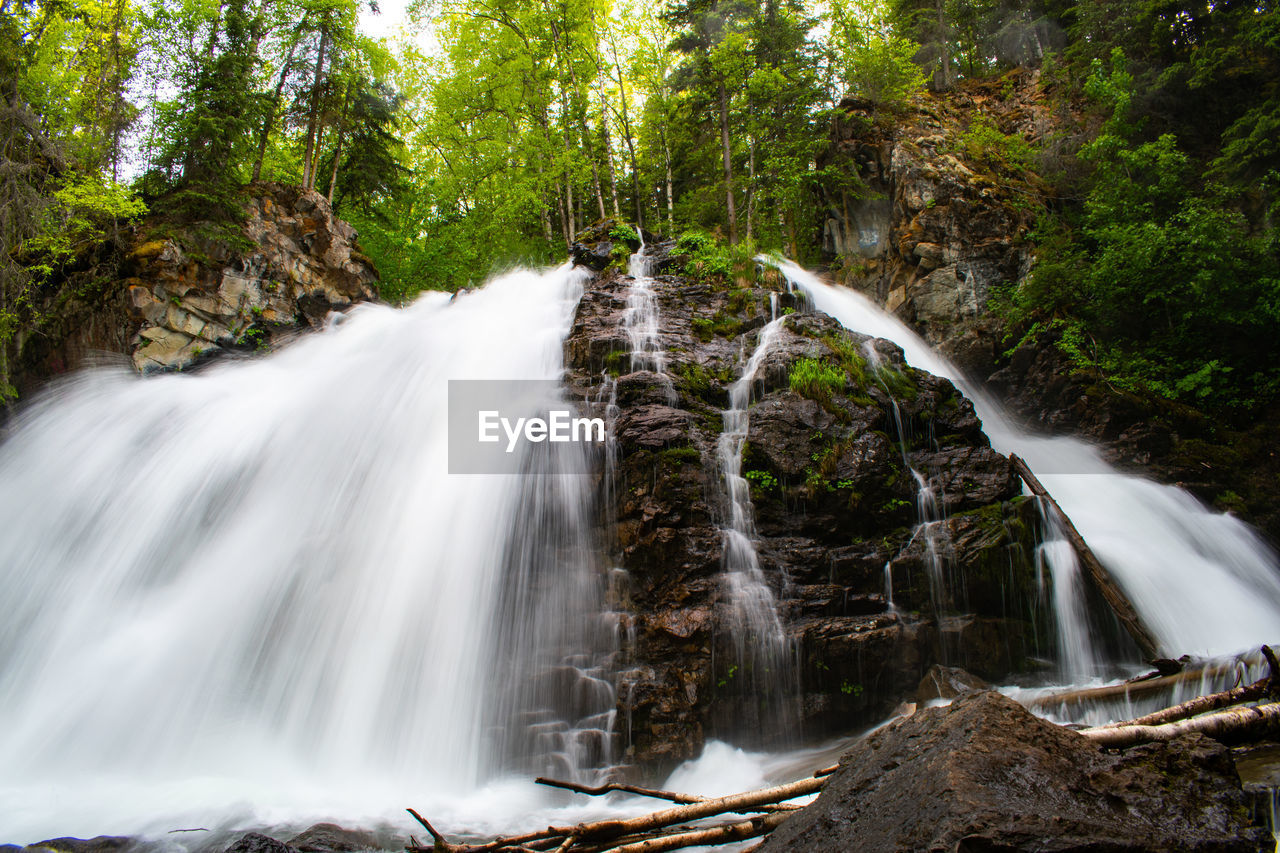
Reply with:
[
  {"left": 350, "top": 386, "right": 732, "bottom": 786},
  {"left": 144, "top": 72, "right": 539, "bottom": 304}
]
[{"left": 1, "top": 0, "right": 1278, "bottom": 415}]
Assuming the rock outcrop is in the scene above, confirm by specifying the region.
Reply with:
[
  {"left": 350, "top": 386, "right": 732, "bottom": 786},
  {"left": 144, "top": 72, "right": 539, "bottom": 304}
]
[
  {"left": 817, "top": 73, "right": 1280, "bottom": 546},
  {"left": 757, "top": 691, "right": 1270, "bottom": 853},
  {"left": 11, "top": 183, "right": 378, "bottom": 392},
  {"left": 124, "top": 185, "right": 379, "bottom": 373},
  {"left": 565, "top": 250, "right": 1050, "bottom": 768},
  {"left": 817, "top": 72, "right": 1054, "bottom": 376}
]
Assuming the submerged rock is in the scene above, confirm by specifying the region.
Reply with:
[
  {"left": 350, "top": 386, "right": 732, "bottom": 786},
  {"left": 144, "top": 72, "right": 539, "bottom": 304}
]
[{"left": 757, "top": 691, "right": 1269, "bottom": 852}]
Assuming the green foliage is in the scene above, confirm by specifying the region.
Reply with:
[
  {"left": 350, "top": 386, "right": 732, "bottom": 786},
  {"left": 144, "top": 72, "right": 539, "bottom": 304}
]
[
  {"left": 960, "top": 114, "right": 1034, "bottom": 176},
  {"left": 789, "top": 357, "right": 846, "bottom": 402},
  {"left": 610, "top": 224, "right": 640, "bottom": 242},
  {"left": 744, "top": 469, "right": 778, "bottom": 492},
  {"left": 1005, "top": 48, "right": 1280, "bottom": 414},
  {"left": 676, "top": 230, "right": 734, "bottom": 280},
  {"left": 827, "top": 3, "right": 924, "bottom": 114}
]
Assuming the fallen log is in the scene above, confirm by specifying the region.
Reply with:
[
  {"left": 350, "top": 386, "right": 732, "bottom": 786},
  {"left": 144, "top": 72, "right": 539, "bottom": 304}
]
[
  {"left": 1080, "top": 701, "right": 1280, "bottom": 748},
  {"left": 552, "top": 775, "right": 824, "bottom": 843},
  {"left": 1009, "top": 454, "right": 1163, "bottom": 661},
  {"left": 590, "top": 812, "right": 789, "bottom": 853},
  {"left": 1027, "top": 662, "right": 1238, "bottom": 711},
  {"left": 1099, "top": 677, "right": 1271, "bottom": 728}
]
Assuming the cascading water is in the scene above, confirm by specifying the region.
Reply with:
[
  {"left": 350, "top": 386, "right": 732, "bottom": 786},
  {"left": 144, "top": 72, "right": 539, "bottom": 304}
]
[
  {"left": 863, "top": 340, "right": 954, "bottom": 624},
  {"left": 770, "top": 258, "right": 1280, "bottom": 667},
  {"left": 1034, "top": 508, "right": 1106, "bottom": 683},
  {"left": 621, "top": 235, "right": 674, "bottom": 402},
  {"left": 0, "top": 265, "right": 618, "bottom": 841},
  {"left": 715, "top": 317, "right": 795, "bottom": 721}
]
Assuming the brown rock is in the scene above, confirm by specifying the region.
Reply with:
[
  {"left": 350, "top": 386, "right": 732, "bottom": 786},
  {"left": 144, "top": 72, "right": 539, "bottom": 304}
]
[{"left": 758, "top": 691, "right": 1268, "bottom": 853}]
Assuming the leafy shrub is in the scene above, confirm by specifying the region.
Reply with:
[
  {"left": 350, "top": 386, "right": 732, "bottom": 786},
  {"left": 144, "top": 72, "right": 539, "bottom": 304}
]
[
  {"left": 789, "top": 358, "right": 846, "bottom": 401},
  {"left": 960, "top": 114, "right": 1035, "bottom": 176}
]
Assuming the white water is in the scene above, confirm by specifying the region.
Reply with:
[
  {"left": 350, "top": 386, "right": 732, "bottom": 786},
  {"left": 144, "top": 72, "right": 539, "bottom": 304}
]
[
  {"left": 0, "top": 266, "right": 620, "bottom": 843},
  {"left": 621, "top": 237, "right": 668, "bottom": 377},
  {"left": 772, "top": 259, "right": 1280, "bottom": 663},
  {"left": 716, "top": 318, "right": 793, "bottom": 699}
]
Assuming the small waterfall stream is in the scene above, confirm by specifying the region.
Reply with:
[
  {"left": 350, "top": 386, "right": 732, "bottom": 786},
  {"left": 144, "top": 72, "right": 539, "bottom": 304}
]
[{"left": 715, "top": 317, "right": 794, "bottom": 712}]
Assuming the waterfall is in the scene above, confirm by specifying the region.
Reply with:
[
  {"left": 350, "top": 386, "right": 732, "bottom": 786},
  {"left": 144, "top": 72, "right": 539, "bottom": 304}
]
[
  {"left": 0, "top": 265, "right": 616, "bottom": 840},
  {"left": 771, "top": 259, "right": 1280, "bottom": 665},
  {"left": 715, "top": 317, "right": 795, "bottom": 724},
  {"left": 621, "top": 235, "right": 676, "bottom": 404}
]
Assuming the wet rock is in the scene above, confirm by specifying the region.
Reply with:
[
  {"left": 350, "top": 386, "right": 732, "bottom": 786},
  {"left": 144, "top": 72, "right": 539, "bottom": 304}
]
[
  {"left": 18, "top": 840, "right": 134, "bottom": 853},
  {"left": 915, "top": 663, "right": 990, "bottom": 704},
  {"left": 564, "top": 254, "right": 1046, "bottom": 766},
  {"left": 758, "top": 691, "right": 1269, "bottom": 853},
  {"left": 287, "top": 824, "right": 382, "bottom": 853},
  {"left": 224, "top": 835, "right": 297, "bottom": 853}
]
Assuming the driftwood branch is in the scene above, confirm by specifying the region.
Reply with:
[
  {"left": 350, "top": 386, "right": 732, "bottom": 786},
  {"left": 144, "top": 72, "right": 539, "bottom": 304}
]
[
  {"left": 534, "top": 777, "right": 801, "bottom": 814},
  {"left": 535, "top": 777, "right": 703, "bottom": 804},
  {"left": 1010, "top": 454, "right": 1162, "bottom": 660}
]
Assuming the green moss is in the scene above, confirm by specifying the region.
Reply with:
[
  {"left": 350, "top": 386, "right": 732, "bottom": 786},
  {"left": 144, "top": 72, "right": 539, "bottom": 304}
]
[
  {"left": 603, "top": 348, "right": 629, "bottom": 376},
  {"left": 691, "top": 317, "right": 714, "bottom": 342},
  {"left": 661, "top": 446, "right": 702, "bottom": 464}
]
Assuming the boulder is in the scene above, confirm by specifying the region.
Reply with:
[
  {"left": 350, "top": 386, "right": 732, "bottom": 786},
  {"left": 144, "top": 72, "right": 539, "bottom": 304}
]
[{"left": 757, "top": 691, "right": 1269, "bottom": 853}]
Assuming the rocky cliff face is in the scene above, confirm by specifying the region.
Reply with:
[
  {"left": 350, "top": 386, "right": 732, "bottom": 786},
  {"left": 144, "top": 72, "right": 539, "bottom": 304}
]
[
  {"left": 13, "top": 183, "right": 378, "bottom": 391},
  {"left": 817, "top": 71, "right": 1057, "bottom": 377},
  {"left": 566, "top": 235, "right": 1051, "bottom": 769},
  {"left": 817, "top": 74, "right": 1280, "bottom": 545}
]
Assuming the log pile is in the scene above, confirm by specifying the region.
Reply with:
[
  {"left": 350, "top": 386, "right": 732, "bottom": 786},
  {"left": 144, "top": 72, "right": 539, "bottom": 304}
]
[
  {"left": 405, "top": 648, "right": 1279, "bottom": 852},
  {"left": 404, "top": 769, "right": 834, "bottom": 853}
]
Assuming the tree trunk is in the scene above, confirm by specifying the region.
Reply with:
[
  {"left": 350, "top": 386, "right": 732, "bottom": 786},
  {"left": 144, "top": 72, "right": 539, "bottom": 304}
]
[
  {"left": 718, "top": 80, "right": 737, "bottom": 243},
  {"left": 662, "top": 127, "right": 675, "bottom": 234},
  {"left": 745, "top": 135, "right": 756, "bottom": 244},
  {"left": 1009, "top": 454, "right": 1163, "bottom": 660},
  {"left": 252, "top": 37, "right": 298, "bottom": 182},
  {"left": 935, "top": 0, "right": 953, "bottom": 89},
  {"left": 301, "top": 25, "right": 329, "bottom": 191},
  {"left": 326, "top": 83, "right": 351, "bottom": 203}
]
